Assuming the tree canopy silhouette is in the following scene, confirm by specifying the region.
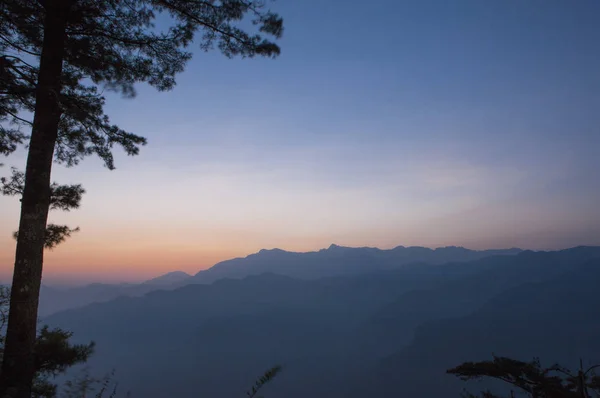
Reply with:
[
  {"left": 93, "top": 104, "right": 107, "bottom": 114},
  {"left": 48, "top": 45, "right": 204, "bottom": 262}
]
[
  {"left": 447, "top": 355, "right": 600, "bottom": 398},
  {"left": 0, "top": 1, "right": 284, "bottom": 396}
]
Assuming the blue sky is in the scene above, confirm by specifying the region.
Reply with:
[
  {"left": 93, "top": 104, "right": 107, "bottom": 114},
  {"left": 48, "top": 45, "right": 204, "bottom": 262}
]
[{"left": 1, "top": 0, "right": 599, "bottom": 282}]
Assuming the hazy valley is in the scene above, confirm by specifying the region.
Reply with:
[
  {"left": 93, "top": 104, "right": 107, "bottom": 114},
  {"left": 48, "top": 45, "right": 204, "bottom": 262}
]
[{"left": 37, "top": 245, "right": 600, "bottom": 398}]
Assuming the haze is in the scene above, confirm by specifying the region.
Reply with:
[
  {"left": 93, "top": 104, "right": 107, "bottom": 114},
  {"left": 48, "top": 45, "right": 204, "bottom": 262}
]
[{"left": 1, "top": 0, "right": 599, "bottom": 284}]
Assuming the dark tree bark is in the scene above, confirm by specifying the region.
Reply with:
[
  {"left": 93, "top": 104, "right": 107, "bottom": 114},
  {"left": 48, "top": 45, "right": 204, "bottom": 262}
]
[{"left": 0, "top": 2, "right": 70, "bottom": 397}]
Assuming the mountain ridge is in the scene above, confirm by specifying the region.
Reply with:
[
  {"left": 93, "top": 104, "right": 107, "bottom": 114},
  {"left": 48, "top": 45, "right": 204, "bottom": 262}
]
[
  {"left": 188, "top": 244, "right": 524, "bottom": 284},
  {"left": 31, "top": 244, "right": 550, "bottom": 316},
  {"left": 142, "top": 270, "right": 191, "bottom": 285}
]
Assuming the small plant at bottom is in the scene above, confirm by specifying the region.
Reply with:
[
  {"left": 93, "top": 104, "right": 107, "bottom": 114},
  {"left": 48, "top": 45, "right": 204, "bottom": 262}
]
[{"left": 246, "top": 365, "right": 283, "bottom": 398}]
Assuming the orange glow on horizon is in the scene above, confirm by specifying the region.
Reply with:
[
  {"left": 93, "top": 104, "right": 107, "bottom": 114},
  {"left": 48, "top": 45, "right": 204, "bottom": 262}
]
[{"left": 0, "top": 228, "right": 358, "bottom": 283}]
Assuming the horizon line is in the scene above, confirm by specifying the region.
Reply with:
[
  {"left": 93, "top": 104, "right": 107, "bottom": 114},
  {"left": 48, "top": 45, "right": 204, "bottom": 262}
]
[{"left": 3, "top": 243, "right": 597, "bottom": 287}]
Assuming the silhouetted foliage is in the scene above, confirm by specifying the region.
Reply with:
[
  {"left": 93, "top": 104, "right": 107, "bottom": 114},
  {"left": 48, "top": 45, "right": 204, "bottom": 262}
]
[
  {"left": 59, "top": 369, "right": 120, "bottom": 398},
  {"left": 1, "top": 167, "right": 83, "bottom": 248},
  {"left": 0, "top": 287, "right": 96, "bottom": 398},
  {"left": 11, "top": 225, "right": 81, "bottom": 250},
  {"left": 247, "top": 365, "right": 282, "bottom": 398},
  {"left": 0, "top": 0, "right": 284, "bottom": 395},
  {"left": 448, "top": 355, "right": 600, "bottom": 398}
]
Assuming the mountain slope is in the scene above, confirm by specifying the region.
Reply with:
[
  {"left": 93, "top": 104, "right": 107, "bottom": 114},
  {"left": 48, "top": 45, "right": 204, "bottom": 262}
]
[
  {"left": 189, "top": 244, "right": 522, "bottom": 283},
  {"left": 44, "top": 246, "right": 599, "bottom": 398},
  {"left": 354, "top": 256, "right": 600, "bottom": 398},
  {"left": 38, "top": 272, "right": 187, "bottom": 316},
  {"left": 142, "top": 271, "right": 191, "bottom": 286},
  {"left": 36, "top": 245, "right": 520, "bottom": 316},
  {"left": 354, "top": 246, "right": 600, "bottom": 355}
]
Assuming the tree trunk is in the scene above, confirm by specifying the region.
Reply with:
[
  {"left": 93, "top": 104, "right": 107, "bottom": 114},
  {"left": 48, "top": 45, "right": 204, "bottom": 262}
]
[{"left": 0, "top": 3, "right": 69, "bottom": 398}]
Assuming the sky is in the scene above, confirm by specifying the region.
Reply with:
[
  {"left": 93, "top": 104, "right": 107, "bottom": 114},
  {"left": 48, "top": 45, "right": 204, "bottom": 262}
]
[{"left": 1, "top": 0, "right": 599, "bottom": 284}]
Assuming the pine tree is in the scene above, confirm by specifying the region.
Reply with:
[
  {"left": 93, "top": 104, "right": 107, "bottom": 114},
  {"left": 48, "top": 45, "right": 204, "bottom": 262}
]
[{"left": 0, "top": 1, "right": 283, "bottom": 396}]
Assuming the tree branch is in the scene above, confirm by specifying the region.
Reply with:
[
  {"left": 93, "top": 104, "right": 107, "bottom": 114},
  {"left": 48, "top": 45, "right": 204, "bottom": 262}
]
[
  {"left": 1, "top": 107, "right": 33, "bottom": 126},
  {"left": 0, "top": 34, "right": 41, "bottom": 57},
  {"left": 0, "top": 55, "right": 37, "bottom": 70},
  {"left": 158, "top": 0, "right": 253, "bottom": 48}
]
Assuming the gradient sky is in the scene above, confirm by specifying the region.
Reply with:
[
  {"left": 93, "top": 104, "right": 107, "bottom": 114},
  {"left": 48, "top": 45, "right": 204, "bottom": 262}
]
[{"left": 1, "top": 0, "right": 599, "bottom": 284}]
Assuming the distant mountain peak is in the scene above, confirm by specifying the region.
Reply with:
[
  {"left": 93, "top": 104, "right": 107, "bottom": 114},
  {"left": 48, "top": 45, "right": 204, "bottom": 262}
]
[
  {"left": 143, "top": 271, "right": 191, "bottom": 285},
  {"left": 258, "top": 248, "right": 287, "bottom": 255}
]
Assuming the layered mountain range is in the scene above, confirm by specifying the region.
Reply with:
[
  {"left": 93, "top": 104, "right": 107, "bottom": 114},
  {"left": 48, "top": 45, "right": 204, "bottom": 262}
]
[
  {"left": 38, "top": 245, "right": 600, "bottom": 398},
  {"left": 36, "top": 245, "right": 521, "bottom": 316}
]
